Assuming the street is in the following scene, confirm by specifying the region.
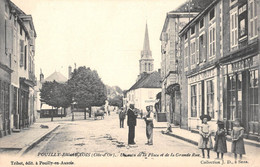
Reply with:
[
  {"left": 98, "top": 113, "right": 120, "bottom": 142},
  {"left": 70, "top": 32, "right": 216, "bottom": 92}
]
[{"left": 27, "top": 112, "right": 201, "bottom": 156}]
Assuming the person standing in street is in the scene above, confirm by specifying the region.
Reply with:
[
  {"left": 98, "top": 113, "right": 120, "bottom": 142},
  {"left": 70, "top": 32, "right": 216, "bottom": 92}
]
[
  {"left": 119, "top": 107, "right": 126, "bottom": 128},
  {"left": 144, "top": 106, "right": 154, "bottom": 145},
  {"left": 127, "top": 104, "right": 137, "bottom": 145}
]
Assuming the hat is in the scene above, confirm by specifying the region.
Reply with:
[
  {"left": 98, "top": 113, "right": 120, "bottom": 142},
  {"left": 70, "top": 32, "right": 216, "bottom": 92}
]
[
  {"left": 216, "top": 120, "right": 224, "bottom": 125},
  {"left": 200, "top": 115, "right": 211, "bottom": 121}
]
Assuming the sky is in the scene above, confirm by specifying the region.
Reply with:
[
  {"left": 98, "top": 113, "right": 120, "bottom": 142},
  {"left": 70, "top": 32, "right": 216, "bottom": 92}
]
[{"left": 12, "top": 0, "right": 185, "bottom": 90}]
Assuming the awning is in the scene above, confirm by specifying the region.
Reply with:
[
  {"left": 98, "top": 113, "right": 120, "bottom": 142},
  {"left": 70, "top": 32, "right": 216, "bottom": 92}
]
[{"left": 166, "top": 83, "right": 180, "bottom": 95}]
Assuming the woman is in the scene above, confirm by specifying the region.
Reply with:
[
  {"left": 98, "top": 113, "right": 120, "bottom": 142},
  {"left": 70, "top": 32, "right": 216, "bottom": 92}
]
[
  {"left": 198, "top": 115, "right": 213, "bottom": 159},
  {"left": 144, "top": 106, "right": 154, "bottom": 145}
]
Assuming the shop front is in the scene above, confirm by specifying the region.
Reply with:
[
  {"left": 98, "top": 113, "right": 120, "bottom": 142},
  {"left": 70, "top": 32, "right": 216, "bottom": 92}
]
[
  {"left": 222, "top": 55, "right": 259, "bottom": 140},
  {"left": 187, "top": 66, "right": 220, "bottom": 131}
]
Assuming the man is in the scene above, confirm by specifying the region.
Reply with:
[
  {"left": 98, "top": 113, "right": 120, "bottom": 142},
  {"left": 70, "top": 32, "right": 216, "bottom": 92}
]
[
  {"left": 119, "top": 107, "right": 126, "bottom": 128},
  {"left": 127, "top": 104, "right": 137, "bottom": 145},
  {"left": 144, "top": 106, "right": 154, "bottom": 145}
]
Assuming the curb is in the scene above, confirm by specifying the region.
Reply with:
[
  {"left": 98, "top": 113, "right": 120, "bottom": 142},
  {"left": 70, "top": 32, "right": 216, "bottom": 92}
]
[
  {"left": 163, "top": 132, "right": 198, "bottom": 146},
  {"left": 18, "top": 125, "right": 60, "bottom": 157}
]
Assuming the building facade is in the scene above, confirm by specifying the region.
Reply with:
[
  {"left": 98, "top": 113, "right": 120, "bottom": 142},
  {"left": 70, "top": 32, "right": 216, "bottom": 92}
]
[
  {"left": 220, "top": 0, "right": 259, "bottom": 139},
  {"left": 160, "top": 11, "right": 198, "bottom": 127},
  {"left": 160, "top": 0, "right": 213, "bottom": 128},
  {"left": 0, "top": 0, "right": 36, "bottom": 137},
  {"left": 179, "top": 0, "right": 259, "bottom": 140}
]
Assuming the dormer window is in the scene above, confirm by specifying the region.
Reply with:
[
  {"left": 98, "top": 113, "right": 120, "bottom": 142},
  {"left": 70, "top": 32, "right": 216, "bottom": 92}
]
[
  {"left": 200, "top": 19, "right": 204, "bottom": 29},
  {"left": 209, "top": 8, "right": 215, "bottom": 21},
  {"left": 191, "top": 26, "right": 195, "bottom": 35}
]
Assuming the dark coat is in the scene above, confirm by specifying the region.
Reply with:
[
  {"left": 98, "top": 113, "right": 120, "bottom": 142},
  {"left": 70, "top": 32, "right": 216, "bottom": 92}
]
[
  {"left": 119, "top": 110, "right": 126, "bottom": 119},
  {"left": 127, "top": 108, "right": 137, "bottom": 126}
]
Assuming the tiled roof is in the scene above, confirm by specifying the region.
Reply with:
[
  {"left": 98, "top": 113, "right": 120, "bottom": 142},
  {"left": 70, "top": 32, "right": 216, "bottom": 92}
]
[
  {"left": 174, "top": 0, "right": 213, "bottom": 12},
  {"left": 128, "top": 71, "right": 161, "bottom": 91},
  {"left": 45, "top": 71, "right": 67, "bottom": 83}
]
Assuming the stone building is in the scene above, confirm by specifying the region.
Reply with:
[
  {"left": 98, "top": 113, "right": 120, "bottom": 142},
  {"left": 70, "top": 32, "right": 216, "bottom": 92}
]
[
  {"left": 0, "top": 0, "right": 36, "bottom": 137},
  {"left": 179, "top": 0, "right": 259, "bottom": 140},
  {"left": 219, "top": 0, "right": 259, "bottom": 139},
  {"left": 160, "top": 0, "right": 212, "bottom": 128}
]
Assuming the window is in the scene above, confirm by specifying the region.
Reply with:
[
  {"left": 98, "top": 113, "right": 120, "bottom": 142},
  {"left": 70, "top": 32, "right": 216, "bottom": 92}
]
[
  {"left": 24, "top": 45, "right": 27, "bottom": 70},
  {"left": 5, "top": 3, "right": 8, "bottom": 13},
  {"left": 191, "top": 26, "right": 195, "bottom": 35},
  {"left": 184, "top": 45, "right": 189, "bottom": 69},
  {"left": 198, "top": 82, "right": 202, "bottom": 117},
  {"left": 199, "top": 34, "right": 205, "bottom": 62},
  {"left": 184, "top": 32, "right": 188, "bottom": 40},
  {"left": 249, "top": 0, "right": 258, "bottom": 39},
  {"left": 20, "top": 40, "right": 24, "bottom": 67},
  {"left": 230, "top": 0, "right": 238, "bottom": 6},
  {"left": 230, "top": 7, "right": 238, "bottom": 49},
  {"left": 206, "top": 80, "right": 214, "bottom": 118},
  {"left": 249, "top": 70, "right": 258, "bottom": 122},
  {"left": 145, "top": 63, "right": 147, "bottom": 71},
  {"left": 190, "top": 40, "right": 196, "bottom": 65},
  {"left": 228, "top": 75, "right": 236, "bottom": 121},
  {"left": 20, "top": 26, "right": 23, "bottom": 36},
  {"left": 200, "top": 19, "right": 204, "bottom": 29},
  {"left": 209, "top": 8, "right": 215, "bottom": 21},
  {"left": 191, "top": 85, "right": 197, "bottom": 117},
  {"left": 209, "top": 24, "right": 216, "bottom": 57}
]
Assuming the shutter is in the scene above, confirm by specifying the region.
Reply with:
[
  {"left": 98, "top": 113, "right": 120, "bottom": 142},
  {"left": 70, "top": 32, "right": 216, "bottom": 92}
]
[
  {"left": 5, "top": 20, "right": 13, "bottom": 55},
  {"left": 20, "top": 40, "right": 24, "bottom": 67},
  {"left": 29, "top": 30, "right": 34, "bottom": 46}
]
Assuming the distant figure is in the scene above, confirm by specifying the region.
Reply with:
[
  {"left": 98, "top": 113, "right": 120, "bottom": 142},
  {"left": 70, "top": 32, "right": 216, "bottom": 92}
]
[
  {"left": 119, "top": 107, "right": 126, "bottom": 128},
  {"left": 104, "top": 100, "right": 109, "bottom": 115},
  {"left": 144, "top": 106, "right": 154, "bottom": 145},
  {"left": 213, "top": 120, "right": 227, "bottom": 159},
  {"left": 231, "top": 119, "right": 246, "bottom": 161},
  {"left": 198, "top": 115, "right": 213, "bottom": 159},
  {"left": 127, "top": 104, "right": 137, "bottom": 145},
  {"left": 162, "top": 123, "right": 172, "bottom": 134}
]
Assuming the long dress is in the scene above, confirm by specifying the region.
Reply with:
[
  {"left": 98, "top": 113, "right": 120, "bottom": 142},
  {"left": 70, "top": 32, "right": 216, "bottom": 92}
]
[
  {"left": 145, "top": 111, "right": 154, "bottom": 144},
  {"left": 198, "top": 123, "right": 213, "bottom": 149},
  {"left": 213, "top": 128, "right": 227, "bottom": 153},
  {"left": 231, "top": 127, "right": 246, "bottom": 154}
]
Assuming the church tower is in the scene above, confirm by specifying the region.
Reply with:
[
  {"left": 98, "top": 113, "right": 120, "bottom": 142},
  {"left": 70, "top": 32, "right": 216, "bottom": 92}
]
[{"left": 139, "top": 23, "right": 154, "bottom": 75}]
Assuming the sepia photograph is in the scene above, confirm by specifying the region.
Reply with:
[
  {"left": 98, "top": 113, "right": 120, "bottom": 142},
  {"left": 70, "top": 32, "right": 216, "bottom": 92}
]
[{"left": 0, "top": 0, "right": 259, "bottom": 166}]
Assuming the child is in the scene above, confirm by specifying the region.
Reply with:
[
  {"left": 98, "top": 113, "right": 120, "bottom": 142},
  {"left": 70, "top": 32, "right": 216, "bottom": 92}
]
[
  {"left": 162, "top": 123, "right": 172, "bottom": 134},
  {"left": 231, "top": 119, "right": 246, "bottom": 160},
  {"left": 198, "top": 115, "right": 213, "bottom": 159},
  {"left": 213, "top": 120, "right": 227, "bottom": 159}
]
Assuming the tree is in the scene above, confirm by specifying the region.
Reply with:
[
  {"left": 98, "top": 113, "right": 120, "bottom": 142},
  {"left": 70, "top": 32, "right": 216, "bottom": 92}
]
[
  {"left": 108, "top": 95, "right": 123, "bottom": 108},
  {"left": 68, "top": 66, "right": 107, "bottom": 117},
  {"left": 40, "top": 81, "right": 71, "bottom": 121}
]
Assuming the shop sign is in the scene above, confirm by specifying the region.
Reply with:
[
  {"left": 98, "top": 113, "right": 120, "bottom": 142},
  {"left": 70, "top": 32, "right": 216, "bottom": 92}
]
[{"left": 231, "top": 57, "right": 253, "bottom": 71}]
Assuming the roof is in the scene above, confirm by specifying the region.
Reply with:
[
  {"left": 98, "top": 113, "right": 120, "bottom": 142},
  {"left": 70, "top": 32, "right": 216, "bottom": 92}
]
[
  {"left": 160, "top": 0, "right": 213, "bottom": 40},
  {"left": 143, "top": 23, "right": 151, "bottom": 52},
  {"left": 128, "top": 71, "right": 161, "bottom": 91},
  {"left": 174, "top": 0, "right": 213, "bottom": 13},
  {"left": 179, "top": 0, "right": 219, "bottom": 35},
  {"left": 45, "top": 71, "right": 67, "bottom": 83},
  {"left": 8, "top": 0, "right": 37, "bottom": 38}
]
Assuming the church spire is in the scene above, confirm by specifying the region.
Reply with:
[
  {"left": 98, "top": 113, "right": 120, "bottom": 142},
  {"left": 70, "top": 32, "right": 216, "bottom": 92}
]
[
  {"left": 143, "top": 22, "right": 150, "bottom": 52},
  {"left": 139, "top": 22, "right": 154, "bottom": 76}
]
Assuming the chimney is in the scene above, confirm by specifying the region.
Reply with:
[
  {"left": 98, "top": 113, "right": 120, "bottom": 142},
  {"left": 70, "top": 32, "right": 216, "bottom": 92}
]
[
  {"left": 40, "top": 69, "right": 44, "bottom": 83},
  {"left": 158, "top": 69, "right": 161, "bottom": 75},
  {"left": 68, "top": 66, "right": 72, "bottom": 79}
]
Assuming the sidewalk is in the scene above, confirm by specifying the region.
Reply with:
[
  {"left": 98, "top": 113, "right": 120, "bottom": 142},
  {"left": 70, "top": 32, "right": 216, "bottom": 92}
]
[
  {"left": 0, "top": 122, "right": 60, "bottom": 156},
  {"left": 155, "top": 121, "right": 260, "bottom": 161}
]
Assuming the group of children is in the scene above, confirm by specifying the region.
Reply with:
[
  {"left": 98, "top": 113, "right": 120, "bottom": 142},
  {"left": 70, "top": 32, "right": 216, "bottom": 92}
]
[{"left": 199, "top": 115, "right": 246, "bottom": 160}]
